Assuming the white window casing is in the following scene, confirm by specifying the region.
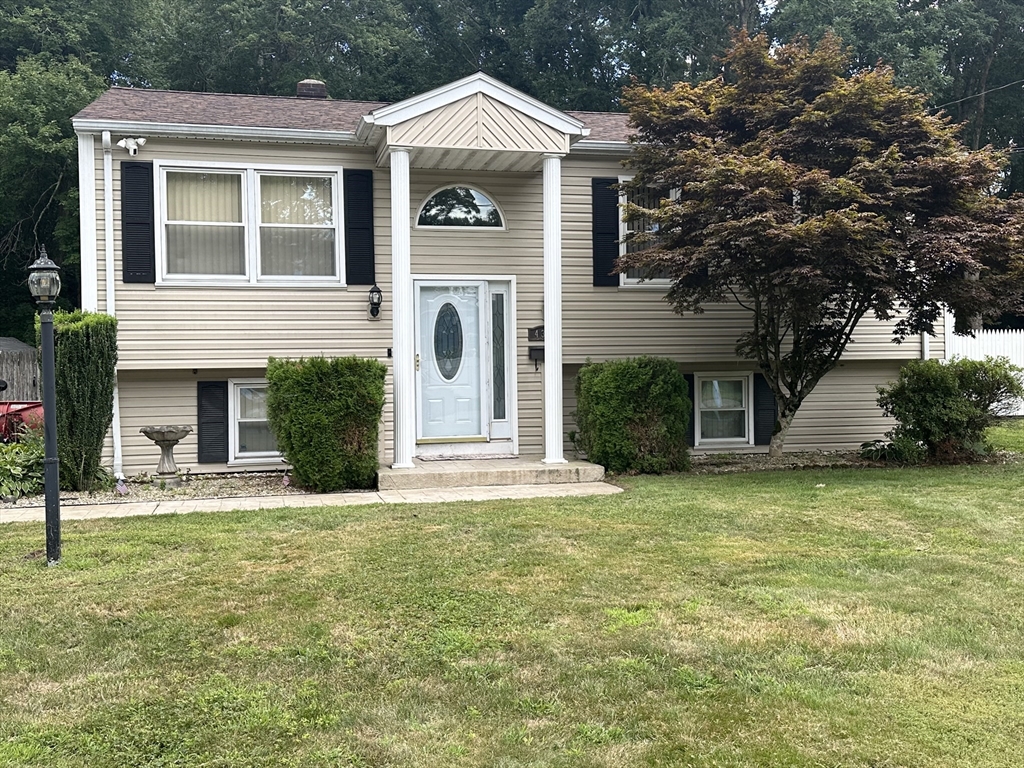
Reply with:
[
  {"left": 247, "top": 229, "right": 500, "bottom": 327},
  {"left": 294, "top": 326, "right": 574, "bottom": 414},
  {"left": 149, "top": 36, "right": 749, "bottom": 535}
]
[
  {"left": 619, "top": 174, "right": 673, "bottom": 288},
  {"left": 415, "top": 184, "right": 507, "bottom": 230},
  {"left": 227, "top": 378, "right": 282, "bottom": 465},
  {"left": 693, "top": 372, "right": 756, "bottom": 447},
  {"left": 153, "top": 160, "right": 345, "bottom": 287}
]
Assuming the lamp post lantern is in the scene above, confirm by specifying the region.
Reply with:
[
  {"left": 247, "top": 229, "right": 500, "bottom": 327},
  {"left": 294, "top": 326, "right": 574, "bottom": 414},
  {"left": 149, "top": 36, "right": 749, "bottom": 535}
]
[{"left": 28, "top": 246, "right": 61, "bottom": 566}]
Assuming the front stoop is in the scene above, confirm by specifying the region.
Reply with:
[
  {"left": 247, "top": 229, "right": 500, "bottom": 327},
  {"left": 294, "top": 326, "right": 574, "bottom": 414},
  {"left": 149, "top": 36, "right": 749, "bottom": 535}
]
[{"left": 378, "top": 456, "right": 605, "bottom": 491}]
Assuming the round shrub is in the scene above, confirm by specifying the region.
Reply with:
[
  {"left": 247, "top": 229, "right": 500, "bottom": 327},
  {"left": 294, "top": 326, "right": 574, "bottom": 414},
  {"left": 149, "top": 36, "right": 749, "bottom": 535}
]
[
  {"left": 877, "top": 356, "right": 1024, "bottom": 462},
  {"left": 266, "top": 356, "right": 386, "bottom": 491},
  {"left": 574, "top": 356, "right": 691, "bottom": 474}
]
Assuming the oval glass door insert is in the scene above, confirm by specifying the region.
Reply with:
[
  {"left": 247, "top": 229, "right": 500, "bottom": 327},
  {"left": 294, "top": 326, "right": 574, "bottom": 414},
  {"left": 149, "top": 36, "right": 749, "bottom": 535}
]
[{"left": 434, "top": 302, "right": 464, "bottom": 380}]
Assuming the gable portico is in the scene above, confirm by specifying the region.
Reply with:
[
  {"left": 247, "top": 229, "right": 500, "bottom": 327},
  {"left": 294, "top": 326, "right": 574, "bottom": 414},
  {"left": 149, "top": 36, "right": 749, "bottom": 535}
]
[{"left": 358, "top": 73, "right": 590, "bottom": 468}]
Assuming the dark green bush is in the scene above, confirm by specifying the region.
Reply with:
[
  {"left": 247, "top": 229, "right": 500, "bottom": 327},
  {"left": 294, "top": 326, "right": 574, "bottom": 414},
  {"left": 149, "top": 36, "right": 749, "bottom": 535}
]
[
  {"left": 39, "top": 311, "right": 118, "bottom": 491},
  {"left": 574, "top": 356, "right": 691, "bottom": 474},
  {"left": 877, "top": 356, "right": 1024, "bottom": 462},
  {"left": 266, "top": 356, "right": 386, "bottom": 491},
  {"left": 0, "top": 426, "right": 44, "bottom": 499}
]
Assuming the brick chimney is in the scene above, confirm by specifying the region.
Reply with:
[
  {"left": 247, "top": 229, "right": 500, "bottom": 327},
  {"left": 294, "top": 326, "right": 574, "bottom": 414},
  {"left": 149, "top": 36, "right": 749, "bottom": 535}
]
[{"left": 296, "top": 79, "right": 328, "bottom": 99}]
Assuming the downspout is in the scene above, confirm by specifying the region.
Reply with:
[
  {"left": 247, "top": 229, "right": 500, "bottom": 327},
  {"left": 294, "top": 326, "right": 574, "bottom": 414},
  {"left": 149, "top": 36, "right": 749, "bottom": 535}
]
[
  {"left": 920, "top": 331, "right": 930, "bottom": 360},
  {"left": 102, "top": 131, "right": 123, "bottom": 477}
]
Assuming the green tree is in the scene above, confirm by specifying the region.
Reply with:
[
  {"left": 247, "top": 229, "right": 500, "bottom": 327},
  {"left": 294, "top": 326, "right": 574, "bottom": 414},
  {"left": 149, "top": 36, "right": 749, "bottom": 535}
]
[
  {"left": 621, "top": 33, "right": 1024, "bottom": 456},
  {"left": 769, "top": 0, "right": 1024, "bottom": 192},
  {"left": 0, "top": 56, "right": 104, "bottom": 342}
]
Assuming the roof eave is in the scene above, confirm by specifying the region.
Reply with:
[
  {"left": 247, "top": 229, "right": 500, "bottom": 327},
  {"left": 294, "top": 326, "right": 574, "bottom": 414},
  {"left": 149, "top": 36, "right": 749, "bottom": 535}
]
[{"left": 72, "top": 118, "right": 365, "bottom": 146}]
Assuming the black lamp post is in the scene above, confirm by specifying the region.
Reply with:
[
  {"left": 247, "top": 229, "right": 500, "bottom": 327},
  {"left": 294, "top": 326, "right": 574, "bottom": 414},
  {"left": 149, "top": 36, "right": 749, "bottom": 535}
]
[{"left": 28, "top": 246, "right": 61, "bottom": 566}]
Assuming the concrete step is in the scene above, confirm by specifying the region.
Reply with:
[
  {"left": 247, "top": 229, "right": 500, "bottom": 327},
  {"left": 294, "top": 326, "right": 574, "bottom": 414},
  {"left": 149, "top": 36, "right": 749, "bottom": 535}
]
[{"left": 378, "top": 456, "right": 605, "bottom": 491}]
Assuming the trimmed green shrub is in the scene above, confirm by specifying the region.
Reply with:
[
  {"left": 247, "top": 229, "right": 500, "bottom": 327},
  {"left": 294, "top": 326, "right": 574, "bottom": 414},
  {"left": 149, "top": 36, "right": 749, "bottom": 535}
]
[
  {"left": 266, "top": 356, "right": 386, "bottom": 491},
  {"left": 0, "top": 426, "right": 44, "bottom": 499},
  {"left": 574, "top": 356, "right": 691, "bottom": 474},
  {"left": 877, "top": 356, "right": 1024, "bottom": 462},
  {"left": 38, "top": 311, "right": 118, "bottom": 491}
]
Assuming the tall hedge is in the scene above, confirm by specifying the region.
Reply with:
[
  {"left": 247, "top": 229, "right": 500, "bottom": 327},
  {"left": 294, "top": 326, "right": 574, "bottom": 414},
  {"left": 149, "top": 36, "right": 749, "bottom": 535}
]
[
  {"left": 42, "top": 311, "right": 118, "bottom": 491},
  {"left": 574, "top": 356, "right": 691, "bottom": 474},
  {"left": 266, "top": 356, "right": 386, "bottom": 491}
]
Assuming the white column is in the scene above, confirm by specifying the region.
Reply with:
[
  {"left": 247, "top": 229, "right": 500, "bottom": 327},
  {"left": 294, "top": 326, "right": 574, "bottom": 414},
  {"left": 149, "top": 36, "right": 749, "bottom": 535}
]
[
  {"left": 390, "top": 148, "right": 416, "bottom": 468},
  {"left": 542, "top": 155, "right": 567, "bottom": 464}
]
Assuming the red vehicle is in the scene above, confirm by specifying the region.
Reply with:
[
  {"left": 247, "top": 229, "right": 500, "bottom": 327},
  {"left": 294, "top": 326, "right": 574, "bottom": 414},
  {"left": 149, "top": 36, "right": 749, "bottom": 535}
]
[{"left": 0, "top": 401, "right": 43, "bottom": 442}]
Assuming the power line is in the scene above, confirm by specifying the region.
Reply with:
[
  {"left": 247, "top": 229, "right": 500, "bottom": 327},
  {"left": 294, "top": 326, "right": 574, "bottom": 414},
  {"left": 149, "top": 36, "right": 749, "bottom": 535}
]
[{"left": 931, "top": 78, "right": 1024, "bottom": 111}]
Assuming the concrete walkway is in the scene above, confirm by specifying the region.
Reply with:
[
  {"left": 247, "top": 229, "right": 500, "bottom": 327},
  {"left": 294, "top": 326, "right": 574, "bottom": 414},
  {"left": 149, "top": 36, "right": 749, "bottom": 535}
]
[{"left": 0, "top": 482, "right": 622, "bottom": 524}]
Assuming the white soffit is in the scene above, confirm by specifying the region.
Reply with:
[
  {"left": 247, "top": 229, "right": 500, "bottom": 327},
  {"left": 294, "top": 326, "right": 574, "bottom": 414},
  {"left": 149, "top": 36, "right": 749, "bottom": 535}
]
[{"left": 358, "top": 71, "right": 590, "bottom": 143}]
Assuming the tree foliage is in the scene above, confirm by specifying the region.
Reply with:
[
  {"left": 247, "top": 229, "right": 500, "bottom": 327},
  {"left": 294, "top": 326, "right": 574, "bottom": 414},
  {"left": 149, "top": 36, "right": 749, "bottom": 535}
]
[
  {"left": 621, "top": 33, "right": 1024, "bottom": 455},
  {"left": 1, "top": 0, "right": 1023, "bottom": 341}
]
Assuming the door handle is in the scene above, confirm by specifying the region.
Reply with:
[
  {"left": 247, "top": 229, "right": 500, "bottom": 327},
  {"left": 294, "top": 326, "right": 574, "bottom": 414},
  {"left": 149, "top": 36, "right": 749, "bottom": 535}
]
[{"left": 415, "top": 353, "right": 420, "bottom": 371}]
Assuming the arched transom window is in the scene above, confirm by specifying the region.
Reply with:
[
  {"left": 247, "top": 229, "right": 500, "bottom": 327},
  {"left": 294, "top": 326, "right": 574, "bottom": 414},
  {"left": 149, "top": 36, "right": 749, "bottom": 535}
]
[{"left": 417, "top": 186, "right": 504, "bottom": 228}]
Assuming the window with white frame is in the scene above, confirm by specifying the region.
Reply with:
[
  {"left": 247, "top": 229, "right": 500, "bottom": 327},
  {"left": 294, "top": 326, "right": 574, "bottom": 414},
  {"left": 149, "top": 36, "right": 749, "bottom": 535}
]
[
  {"left": 620, "top": 177, "right": 672, "bottom": 285},
  {"left": 417, "top": 186, "right": 504, "bottom": 228},
  {"left": 229, "top": 379, "right": 280, "bottom": 462},
  {"left": 157, "top": 163, "right": 344, "bottom": 284},
  {"left": 694, "top": 374, "right": 754, "bottom": 445}
]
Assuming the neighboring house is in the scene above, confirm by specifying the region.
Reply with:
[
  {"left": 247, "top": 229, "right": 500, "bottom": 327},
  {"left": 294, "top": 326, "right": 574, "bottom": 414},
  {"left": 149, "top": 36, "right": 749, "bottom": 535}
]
[{"left": 71, "top": 73, "right": 943, "bottom": 477}]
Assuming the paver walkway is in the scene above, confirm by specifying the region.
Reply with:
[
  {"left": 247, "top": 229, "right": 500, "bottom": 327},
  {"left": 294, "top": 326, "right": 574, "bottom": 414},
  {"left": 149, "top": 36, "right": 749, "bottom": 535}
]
[{"left": 0, "top": 482, "right": 622, "bottom": 524}]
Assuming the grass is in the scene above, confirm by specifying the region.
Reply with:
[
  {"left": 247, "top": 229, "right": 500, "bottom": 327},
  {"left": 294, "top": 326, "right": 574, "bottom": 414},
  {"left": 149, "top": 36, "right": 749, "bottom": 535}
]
[
  {"left": 2, "top": 464, "right": 1024, "bottom": 767},
  {"left": 987, "top": 417, "right": 1024, "bottom": 452}
]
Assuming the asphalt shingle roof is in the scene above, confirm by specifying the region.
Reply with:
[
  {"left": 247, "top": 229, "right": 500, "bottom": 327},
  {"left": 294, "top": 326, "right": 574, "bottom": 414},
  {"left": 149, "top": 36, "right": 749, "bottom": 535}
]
[{"left": 75, "top": 88, "right": 632, "bottom": 143}]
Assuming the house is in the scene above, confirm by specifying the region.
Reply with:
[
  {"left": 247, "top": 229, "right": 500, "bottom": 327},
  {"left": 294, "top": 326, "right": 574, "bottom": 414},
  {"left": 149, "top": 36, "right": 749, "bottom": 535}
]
[{"left": 71, "top": 73, "right": 943, "bottom": 478}]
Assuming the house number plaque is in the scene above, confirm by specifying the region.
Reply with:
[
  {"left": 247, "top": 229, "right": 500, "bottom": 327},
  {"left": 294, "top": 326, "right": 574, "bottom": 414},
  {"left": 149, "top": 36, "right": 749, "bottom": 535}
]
[{"left": 528, "top": 325, "right": 544, "bottom": 342}]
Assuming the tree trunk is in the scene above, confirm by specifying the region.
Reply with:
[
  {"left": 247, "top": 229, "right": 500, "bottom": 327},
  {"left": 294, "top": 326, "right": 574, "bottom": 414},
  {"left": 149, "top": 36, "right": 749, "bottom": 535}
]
[{"left": 768, "top": 409, "right": 796, "bottom": 458}]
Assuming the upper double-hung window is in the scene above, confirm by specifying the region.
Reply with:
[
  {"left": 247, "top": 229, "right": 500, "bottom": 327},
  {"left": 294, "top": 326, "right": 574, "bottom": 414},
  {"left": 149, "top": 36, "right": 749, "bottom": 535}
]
[
  {"left": 620, "top": 176, "right": 673, "bottom": 286},
  {"left": 157, "top": 163, "right": 344, "bottom": 285}
]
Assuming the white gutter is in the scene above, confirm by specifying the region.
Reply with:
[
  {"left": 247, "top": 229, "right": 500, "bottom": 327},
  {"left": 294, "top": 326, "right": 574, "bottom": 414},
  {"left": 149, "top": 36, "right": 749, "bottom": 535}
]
[
  {"left": 77, "top": 133, "right": 98, "bottom": 311},
  {"left": 73, "top": 119, "right": 363, "bottom": 146},
  {"left": 569, "top": 139, "right": 631, "bottom": 155},
  {"left": 921, "top": 331, "right": 931, "bottom": 360},
  {"left": 101, "top": 130, "right": 123, "bottom": 476}
]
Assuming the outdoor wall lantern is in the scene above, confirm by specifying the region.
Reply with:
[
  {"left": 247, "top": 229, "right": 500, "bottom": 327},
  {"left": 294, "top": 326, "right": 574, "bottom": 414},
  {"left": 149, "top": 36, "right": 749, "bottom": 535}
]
[
  {"left": 368, "top": 283, "right": 383, "bottom": 319},
  {"left": 27, "top": 246, "right": 62, "bottom": 566}
]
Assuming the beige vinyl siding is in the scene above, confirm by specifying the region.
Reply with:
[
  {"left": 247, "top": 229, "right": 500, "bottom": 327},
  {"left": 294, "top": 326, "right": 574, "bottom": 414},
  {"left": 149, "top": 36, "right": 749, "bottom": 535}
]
[
  {"left": 561, "top": 360, "right": 900, "bottom": 456},
  {"left": 117, "top": 369, "right": 267, "bottom": 476},
  {"left": 115, "top": 366, "right": 394, "bottom": 476},
  {"left": 390, "top": 93, "right": 568, "bottom": 153},
  {"left": 783, "top": 361, "right": 900, "bottom": 449},
  {"left": 99, "top": 138, "right": 391, "bottom": 371},
  {"left": 561, "top": 154, "right": 944, "bottom": 364},
  {"left": 410, "top": 169, "right": 545, "bottom": 454}
]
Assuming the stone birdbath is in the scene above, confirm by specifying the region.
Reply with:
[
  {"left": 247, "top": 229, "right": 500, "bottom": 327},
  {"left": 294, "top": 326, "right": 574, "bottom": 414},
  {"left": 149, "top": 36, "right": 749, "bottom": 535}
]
[{"left": 140, "top": 425, "right": 193, "bottom": 488}]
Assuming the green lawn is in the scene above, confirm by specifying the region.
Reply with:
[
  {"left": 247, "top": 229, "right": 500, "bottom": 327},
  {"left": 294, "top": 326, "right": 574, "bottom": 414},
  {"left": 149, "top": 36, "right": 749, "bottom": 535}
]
[
  {"left": 988, "top": 417, "right": 1024, "bottom": 453},
  {"left": 2, "top": 465, "right": 1024, "bottom": 767}
]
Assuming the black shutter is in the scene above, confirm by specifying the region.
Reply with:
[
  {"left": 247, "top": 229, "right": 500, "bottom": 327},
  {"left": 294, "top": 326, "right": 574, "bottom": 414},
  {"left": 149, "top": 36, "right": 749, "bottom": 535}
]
[
  {"left": 592, "top": 177, "right": 620, "bottom": 287},
  {"left": 753, "top": 373, "right": 779, "bottom": 446},
  {"left": 683, "top": 373, "right": 695, "bottom": 447},
  {"left": 121, "top": 161, "right": 156, "bottom": 283},
  {"left": 197, "top": 381, "right": 229, "bottom": 463},
  {"left": 344, "top": 169, "right": 375, "bottom": 285}
]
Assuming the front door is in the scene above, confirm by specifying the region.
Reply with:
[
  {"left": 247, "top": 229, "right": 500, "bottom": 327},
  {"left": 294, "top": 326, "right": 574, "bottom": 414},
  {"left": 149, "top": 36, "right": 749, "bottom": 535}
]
[
  {"left": 416, "top": 282, "right": 487, "bottom": 442},
  {"left": 414, "top": 280, "right": 515, "bottom": 452}
]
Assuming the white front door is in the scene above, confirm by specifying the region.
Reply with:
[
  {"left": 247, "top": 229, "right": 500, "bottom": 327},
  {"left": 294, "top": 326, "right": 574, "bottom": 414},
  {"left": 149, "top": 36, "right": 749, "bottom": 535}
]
[
  {"left": 416, "top": 282, "right": 487, "bottom": 442},
  {"left": 414, "top": 279, "right": 515, "bottom": 452}
]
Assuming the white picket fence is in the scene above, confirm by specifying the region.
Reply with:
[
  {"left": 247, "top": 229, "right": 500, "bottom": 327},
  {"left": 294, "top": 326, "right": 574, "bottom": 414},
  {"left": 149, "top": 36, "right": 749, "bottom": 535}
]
[{"left": 945, "top": 326, "right": 1024, "bottom": 415}]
